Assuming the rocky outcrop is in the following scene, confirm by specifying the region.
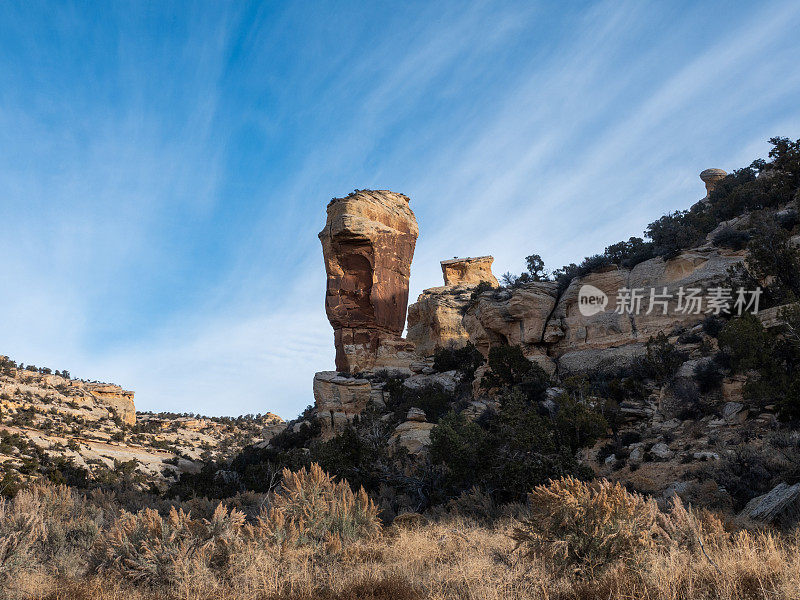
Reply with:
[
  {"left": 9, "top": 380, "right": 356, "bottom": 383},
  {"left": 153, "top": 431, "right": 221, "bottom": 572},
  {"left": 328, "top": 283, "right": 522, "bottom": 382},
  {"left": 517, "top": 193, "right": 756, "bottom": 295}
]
[
  {"left": 313, "top": 371, "right": 387, "bottom": 439},
  {"left": 84, "top": 383, "right": 136, "bottom": 426},
  {"left": 319, "top": 190, "right": 418, "bottom": 373},
  {"left": 547, "top": 249, "right": 742, "bottom": 374},
  {"left": 441, "top": 256, "right": 498, "bottom": 287},
  {"left": 407, "top": 256, "right": 498, "bottom": 356},
  {"left": 0, "top": 367, "right": 137, "bottom": 426},
  {"left": 700, "top": 168, "right": 727, "bottom": 198},
  {"left": 0, "top": 359, "right": 279, "bottom": 489},
  {"left": 407, "top": 286, "right": 473, "bottom": 355},
  {"left": 463, "top": 282, "right": 560, "bottom": 374},
  {"left": 390, "top": 408, "right": 435, "bottom": 455},
  {"left": 407, "top": 246, "right": 744, "bottom": 377},
  {"left": 465, "top": 282, "right": 560, "bottom": 353}
]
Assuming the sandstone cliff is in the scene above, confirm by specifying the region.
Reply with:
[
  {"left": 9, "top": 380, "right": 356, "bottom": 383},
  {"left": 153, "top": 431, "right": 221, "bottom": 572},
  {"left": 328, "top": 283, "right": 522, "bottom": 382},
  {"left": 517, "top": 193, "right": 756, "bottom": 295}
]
[{"left": 407, "top": 247, "right": 744, "bottom": 377}]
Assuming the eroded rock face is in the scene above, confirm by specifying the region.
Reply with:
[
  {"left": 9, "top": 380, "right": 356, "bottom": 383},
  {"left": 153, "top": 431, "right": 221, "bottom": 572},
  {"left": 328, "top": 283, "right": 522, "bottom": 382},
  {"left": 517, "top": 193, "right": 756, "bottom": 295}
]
[
  {"left": 407, "top": 247, "right": 744, "bottom": 377},
  {"left": 441, "top": 256, "right": 498, "bottom": 287},
  {"left": 547, "top": 249, "right": 743, "bottom": 374},
  {"left": 84, "top": 383, "right": 136, "bottom": 426},
  {"left": 407, "top": 286, "right": 473, "bottom": 355},
  {"left": 319, "top": 190, "right": 418, "bottom": 373},
  {"left": 463, "top": 282, "right": 559, "bottom": 357},
  {"left": 312, "top": 371, "right": 386, "bottom": 439},
  {"left": 406, "top": 256, "right": 498, "bottom": 356}
]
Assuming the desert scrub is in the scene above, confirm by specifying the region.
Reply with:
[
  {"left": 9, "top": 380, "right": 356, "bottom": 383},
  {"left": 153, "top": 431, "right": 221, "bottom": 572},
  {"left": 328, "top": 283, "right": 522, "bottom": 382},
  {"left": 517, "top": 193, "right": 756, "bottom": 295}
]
[
  {"left": 89, "top": 503, "right": 246, "bottom": 587},
  {"left": 0, "top": 497, "right": 46, "bottom": 583},
  {"left": 512, "top": 476, "right": 724, "bottom": 576},
  {"left": 0, "top": 483, "right": 108, "bottom": 582},
  {"left": 253, "top": 463, "right": 380, "bottom": 548}
]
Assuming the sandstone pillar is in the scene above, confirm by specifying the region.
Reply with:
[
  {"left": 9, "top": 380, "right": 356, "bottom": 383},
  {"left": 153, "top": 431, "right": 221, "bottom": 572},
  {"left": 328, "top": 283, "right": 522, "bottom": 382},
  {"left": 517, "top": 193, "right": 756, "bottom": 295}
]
[
  {"left": 319, "top": 190, "right": 418, "bottom": 373},
  {"left": 700, "top": 168, "right": 727, "bottom": 198}
]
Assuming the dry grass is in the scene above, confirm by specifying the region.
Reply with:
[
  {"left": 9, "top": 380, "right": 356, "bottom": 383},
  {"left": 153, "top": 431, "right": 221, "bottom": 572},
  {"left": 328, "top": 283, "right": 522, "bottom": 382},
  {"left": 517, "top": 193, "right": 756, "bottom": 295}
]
[
  {"left": 512, "top": 476, "right": 725, "bottom": 576},
  {"left": 3, "top": 471, "right": 800, "bottom": 600}
]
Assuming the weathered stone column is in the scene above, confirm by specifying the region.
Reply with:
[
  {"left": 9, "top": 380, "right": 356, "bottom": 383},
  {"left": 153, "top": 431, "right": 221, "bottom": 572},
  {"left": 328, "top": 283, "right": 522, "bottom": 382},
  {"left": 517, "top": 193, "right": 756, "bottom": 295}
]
[{"left": 319, "top": 190, "right": 418, "bottom": 373}]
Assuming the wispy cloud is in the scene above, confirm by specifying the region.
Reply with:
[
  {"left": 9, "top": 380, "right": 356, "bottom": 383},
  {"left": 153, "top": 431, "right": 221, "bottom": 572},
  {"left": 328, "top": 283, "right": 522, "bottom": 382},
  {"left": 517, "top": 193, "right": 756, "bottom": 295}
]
[{"left": 1, "top": 0, "right": 799, "bottom": 416}]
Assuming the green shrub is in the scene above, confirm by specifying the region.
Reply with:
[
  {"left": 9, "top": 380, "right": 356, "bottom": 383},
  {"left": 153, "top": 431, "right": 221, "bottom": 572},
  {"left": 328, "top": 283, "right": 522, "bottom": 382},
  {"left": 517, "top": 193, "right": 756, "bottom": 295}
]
[
  {"left": 639, "top": 332, "right": 686, "bottom": 383},
  {"left": 718, "top": 314, "right": 773, "bottom": 372},
  {"left": 430, "top": 390, "right": 600, "bottom": 504},
  {"left": 694, "top": 360, "right": 724, "bottom": 393},
  {"left": 469, "top": 280, "right": 495, "bottom": 300},
  {"left": 729, "top": 214, "right": 800, "bottom": 306},
  {"left": 481, "top": 344, "right": 550, "bottom": 402},
  {"left": 395, "top": 384, "right": 453, "bottom": 423},
  {"left": 432, "top": 342, "right": 484, "bottom": 379},
  {"left": 551, "top": 393, "right": 608, "bottom": 452},
  {"left": 429, "top": 411, "right": 488, "bottom": 494},
  {"left": 712, "top": 227, "right": 750, "bottom": 250},
  {"left": 646, "top": 208, "right": 715, "bottom": 258}
]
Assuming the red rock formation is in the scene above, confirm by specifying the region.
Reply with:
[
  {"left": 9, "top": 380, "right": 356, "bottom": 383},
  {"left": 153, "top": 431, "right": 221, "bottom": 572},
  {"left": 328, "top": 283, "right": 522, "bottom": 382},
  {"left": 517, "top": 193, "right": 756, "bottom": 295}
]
[{"left": 319, "top": 190, "right": 418, "bottom": 372}]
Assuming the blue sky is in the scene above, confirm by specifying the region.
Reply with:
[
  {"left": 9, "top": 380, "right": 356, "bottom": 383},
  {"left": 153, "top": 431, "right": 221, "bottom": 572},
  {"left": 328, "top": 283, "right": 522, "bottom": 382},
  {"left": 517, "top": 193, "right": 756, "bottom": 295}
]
[{"left": 1, "top": 1, "right": 799, "bottom": 418}]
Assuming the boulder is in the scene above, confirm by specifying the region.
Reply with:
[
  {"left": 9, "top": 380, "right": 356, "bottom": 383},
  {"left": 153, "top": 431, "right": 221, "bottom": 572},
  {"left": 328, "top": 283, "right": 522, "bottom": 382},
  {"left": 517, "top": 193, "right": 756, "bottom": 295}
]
[
  {"left": 740, "top": 482, "right": 800, "bottom": 527},
  {"left": 757, "top": 303, "right": 798, "bottom": 329},
  {"left": 557, "top": 344, "right": 645, "bottom": 376},
  {"left": 313, "top": 371, "right": 377, "bottom": 439},
  {"left": 407, "top": 286, "right": 473, "bottom": 355},
  {"left": 440, "top": 256, "right": 498, "bottom": 287},
  {"left": 676, "top": 359, "right": 703, "bottom": 379},
  {"left": 692, "top": 451, "right": 720, "bottom": 461},
  {"left": 406, "top": 407, "right": 427, "bottom": 422},
  {"left": 722, "top": 402, "right": 747, "bottom": 424},
  {"left": 402, "top": 370, "right": 462, "bottom": 395},
  {"left": 651, "top": 442, "right": 674, "bottom": 460},
  {"left": 319, "top": 190, "right": 418, "bottom": 373},
  {"left": 390, "top": 421, "right": 435, "bottom": 455}
]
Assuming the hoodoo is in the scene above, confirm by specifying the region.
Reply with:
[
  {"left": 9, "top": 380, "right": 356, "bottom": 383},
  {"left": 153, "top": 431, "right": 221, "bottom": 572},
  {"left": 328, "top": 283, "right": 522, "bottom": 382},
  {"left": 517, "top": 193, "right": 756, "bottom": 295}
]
[{"left": 318, "top": 189, "right": 418, "bottom": 373}]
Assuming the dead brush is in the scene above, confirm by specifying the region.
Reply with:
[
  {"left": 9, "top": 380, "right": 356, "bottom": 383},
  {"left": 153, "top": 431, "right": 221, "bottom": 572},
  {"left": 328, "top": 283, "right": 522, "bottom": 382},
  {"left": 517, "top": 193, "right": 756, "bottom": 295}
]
[
  {"left": 0, "top": 482, "right": 107, "bottom": 582},
  {"left": 0, "top": 502, "right": 46, "bottom": 582},
  {"left": 249, "top": 463, "right": 380, "bottom": 550},
  {"left": 511, "top": 476, "right": 725, "bottom": 576},
  {"left": 89, "top": 503, "right": 246, "bottom": 587}
]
